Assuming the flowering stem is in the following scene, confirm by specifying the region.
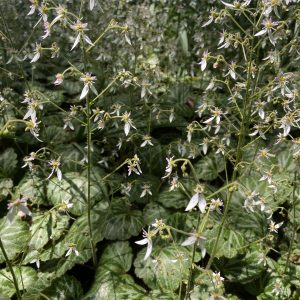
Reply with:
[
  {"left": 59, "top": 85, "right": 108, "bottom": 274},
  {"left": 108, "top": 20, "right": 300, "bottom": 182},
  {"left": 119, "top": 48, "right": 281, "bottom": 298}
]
[
  {"left": 206, "top": 31, "right": 256, "bottom": 269},
  {"left": 0, "top": 238, "right": 22, "bottom": 299},
  {"left": 284, "top": 171, "right": 298, "bottom": 273},
  {"left": 82, "top": 40, "right": 97, "bottom": 268}
]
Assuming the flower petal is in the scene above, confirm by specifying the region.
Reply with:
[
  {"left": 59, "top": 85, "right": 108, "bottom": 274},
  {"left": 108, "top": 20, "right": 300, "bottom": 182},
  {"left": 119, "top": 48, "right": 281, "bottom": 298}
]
[
  {"left": 185, "top": 193, "right": 199, "bottom": 211},
  {"left": 254, "top": 28, "right": 267, "bottom": 37},
  {"left": 135, "top": 238, "right": 148, "bottom": 245},
  {"left": 144, "top": 240, "right": 152, "bottom": 260},
  {"left": 124, "top": 122, "right": 130, "bottom": 136},
  {"left": 71, "top": 34, "right": 81, "bottom": 51},
  {"left": 80, "top": 84, "right": 89, "bottom": 99},
  {"left": 89, "top": 0, "right": 95, "bottom": 10},
  {"left": 198, "top": 195, "right": 207, "bottom": 213},
  {"left": 181, "top": 235, "right": 197, "bottom": 246}
]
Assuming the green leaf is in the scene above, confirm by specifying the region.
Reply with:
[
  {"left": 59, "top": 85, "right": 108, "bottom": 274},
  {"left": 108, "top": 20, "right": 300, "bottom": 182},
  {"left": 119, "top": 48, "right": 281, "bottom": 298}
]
[
  {"left": 157, "top": 187, "right": 187, "bottom": 209},
  {"left": 47, "top": 172, "right": 105, "bottom": 216},
  {"left": 143, "top": 202, "right": 171, "bottom": 225},
  {"left": 23, "top": 210, "right": 105, "bottom": 298},
  {"left": 17, "top": 174, "right": 47, "bottom": 205},
  {"left": 99, "top": 241, "right": 133, "bottom": 273},
  {"left": 27, "top": 211, "right": 70, "bottom": 252},
  {"left": 83, "top": 242, "right": 145, "bottom": 300},
  {"left": 40, "top": 209, "right": 104, "bottom": 262},
  {"left": 215, "top": 250, "right": 265, "bottom": 283},
  {"left": 193, "top": 154, "right": 225, "bottom": 181},
  {"left": 103, "top": 198, "right": 143, "bottom": 240},
  {"left": 0, "top": 217, "right": 30, "bottom": 263},
  {"left": 134, "top": 244, "right": 193, "bottom": 291},
  {"left": 0, "top": 178, "right": 13, "bottom": 197},
  {"left": 38, "top": 275, "right": 83, "bottom": 300},
  {"left": 147, "top": 290, "right": 178, "bottom": 299},
  {"left": 205, "top": 226, "right": 245, "bottom": 259},
  {"left": 0, "top": 266, "right": 37, "bottom": 298},
  {"left": 257, "top": 276, "right": 292, "bottom": 300},
  {"left": 0, "top": 148, "right": 17, "bottom": 178},
  {"left": 28, "top": 212, "right": 51, "bottom": 251},
  {"left": 84, "top": 270, "right": 145, "bottom": 300},
  {"left": 55, "top": 143, "right": 85, "bottom": 172}
]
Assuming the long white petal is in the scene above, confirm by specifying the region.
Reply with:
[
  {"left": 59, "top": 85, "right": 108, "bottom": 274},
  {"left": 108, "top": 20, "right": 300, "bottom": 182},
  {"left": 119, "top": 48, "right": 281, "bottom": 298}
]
[
  {"left": 89, "top": 0, "right": 95, "bottom": 10},
  {"left": 30, "top": 52, "right": 40, "bottom": 63},
  {"left": 56, "top": 169, "right": 62, "bottom": 181},
  {"left": 221, "top": 1, "right": 235, "bottom": 8},
  {"left": 135, "top": 238, "right": 148, "bottom": 245},
  {"left": 198, "top": 195, "right": 207, "bottom": 213},
  {"left": 182, "top": 235, "right": 197, "bottom": 246},
  {"left": 80, "top": 84, "right": 89, "bottom": 99},
  {"left": 84, "top": 34, "right": 94, "bottom": 46},
  {"left": 124, "top": 122, "right": 130, "bottom": 136},
  {"left": 144, "top": 240, "right": 152, "bottom": 260},
  {"left": 65, "top": 248, "right": 72, "bottom": 257},
  {"left": 185, "top": 193, "right": 199, "bottom": 211},
  {"left": 254, "top": 29, "right": 267, "bottom": 37},
  {"left": 71, "top": 34, "right": 80, "bottom": 51},
  {"left": 90, "top": 84, "right": 98, "bottom": 96}
]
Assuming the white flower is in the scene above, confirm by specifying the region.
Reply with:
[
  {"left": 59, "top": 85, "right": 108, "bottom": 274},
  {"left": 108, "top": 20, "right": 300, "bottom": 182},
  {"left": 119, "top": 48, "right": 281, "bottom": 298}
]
[
  {"left": 210, "top": 198, "right": 223, "bottom": 211},
  {"left": 202, "top": 8, "right": 217, "bottom": 27},
  {"left": 225, "top": 62, "right": 237, "bottom": 80},
  {"left": 7, "top": 197, "right": 32, "bottom": 222},
  {"left": 185, "top": 187, "right": 206, "bottom": 213},
  {"left": 198, "top": 50, "right": 210, "bottom": 71},
  {"left": 121, "top": 183, "right": 132, "bottom": 196},
  {"left": 54, "top": 73, "right": 64, "bottom": 85},
  {"left": 47, "top": 158, "right": 62, "bottom": 181},
  {"left": 30, "top": 43, "right": 42, "bottom": 63},
  {"left": 70, "top": 21, "right": 93, "bottom": 50},
  {"left": 63, "top": 116, "right": 74, "bottom": 131},
  {"left": 169, "top": 176, "right": 179, "bottom": 191},
  {"left": 259, "top": 170, "right": 273, "bottom": 185},
  {"left": 31, "top": 258, "right": 40, "bottom": 269},
  {"left": 140, "top": 184, "right": 152, "bottom": 198},
  {"left": 221, "top": 0, "right": 251, "bottom": 9},
  {"left": 204, "top": 107, "right": 223, "bottom": 125},
  {"left": 127, "top": 155, "right": 142, "bottom": 176},
  {"left": 80, "top": 73, "right": 97, "bottom": 99},
  {"left": 22, "top": 152, "right": 36, "bottom": 170},
  {"left": 65, "top": 243, "right": 80, "bottom": 256},
  {"left": 255, "top": 18, "right": 278, "bottom": 46},
  {"left": 212, "top": 271, "right": 224, "bottom": 286},
  {"left": 243, "top": 191, "right": 259, "bottom": 212},
  {"left": 269, "top": 220, "right": 283, "bottom": 233},
  {"left": 182, "top": 234, "right": 206, "bottom": 258},
  {"left": 25, "top": 116, "right": 42, "bottom": 142},
  {"left": 58, "top": 199, "right": 73, "bottom": 212},
  {"left": 258, "top": 148, "right": 274, "bottom": 159},
  {"left": 200, "top": 138, "right": 209, "bottom": 155},
  {"left": 135, "top": 228, "right": 156, "bottom": 260},
  {"left": 50, "top": 5, "right": 68, "bottom": 27},
  {"left": 28, "top": 0, "right": 38, "bottom": 15},
  {"left": 162, "top": 156, "right": 176, "bottom": 179},
  {"left": 121, "top": 111, "right": 136, "bottom": 136},
  {"left": 140, "top": 135, "right": 154, "bottom": 147}
]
